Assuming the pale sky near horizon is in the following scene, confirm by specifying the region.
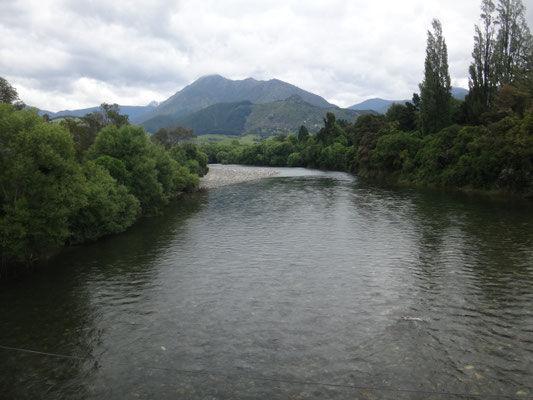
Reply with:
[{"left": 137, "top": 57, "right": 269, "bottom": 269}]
[{"left": 1, "top": 0, "right": 532, "bottom": 112}]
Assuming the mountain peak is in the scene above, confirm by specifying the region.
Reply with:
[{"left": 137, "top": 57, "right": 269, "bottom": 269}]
[
  {"left": 197, "top": 74, "right": 226, "bottom": 81},
  {"left": 137, "top": 75, "right": 337, "bottom": 125}
]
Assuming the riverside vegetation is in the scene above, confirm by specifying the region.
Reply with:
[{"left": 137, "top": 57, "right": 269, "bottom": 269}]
[
  {"left": 1, "top": 0, "right": 532, "bottom": 274},
  {"left": 0, "top": 98, "right": 208, "bottom": 274}
]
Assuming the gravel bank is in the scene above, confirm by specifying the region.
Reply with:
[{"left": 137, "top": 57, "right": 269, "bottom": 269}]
[{"left": 199, "top": 165, "right": 279, "bottom": 189}]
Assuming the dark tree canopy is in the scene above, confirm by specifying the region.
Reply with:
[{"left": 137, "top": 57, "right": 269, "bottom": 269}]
[{"left": 298, "top": 125, "right": 310, "bottom": 143}]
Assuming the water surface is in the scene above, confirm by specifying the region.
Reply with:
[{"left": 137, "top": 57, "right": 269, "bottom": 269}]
[{"left": 1, "top": 166, "right": 533, "bottom": 399}]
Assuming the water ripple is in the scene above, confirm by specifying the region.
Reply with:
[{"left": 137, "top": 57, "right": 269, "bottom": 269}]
[{"left": 1, "top": 168, "right": 533, "bottom": 399}]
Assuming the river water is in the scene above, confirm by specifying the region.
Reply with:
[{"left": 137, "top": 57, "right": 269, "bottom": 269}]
[{"left": 1, "top": 166, "right": 533, "bottom": 399}]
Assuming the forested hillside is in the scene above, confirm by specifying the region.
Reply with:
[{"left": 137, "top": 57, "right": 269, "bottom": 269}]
[{"left": 142, "top": 96, "right": 367, "bottom": 137}]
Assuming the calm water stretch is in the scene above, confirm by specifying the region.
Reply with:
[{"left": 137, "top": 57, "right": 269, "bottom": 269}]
[{"left": 1, "top": 165, "right": 533, "bottom": 399}]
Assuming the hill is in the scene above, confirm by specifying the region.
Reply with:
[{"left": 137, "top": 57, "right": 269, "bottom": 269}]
[
  {"left": 135, "top": 75, "right": 336, "bottom": 124},
  {"left": 39, "top": 103, "right": 157, "bottom": 120},
  {"left": 142, "top": 95, "right": 370, "bottom": 137},
  {"left": 348, "top": 98, "right": 407, "bottom": 114},
  {"left": 349, "top": 87, "right": 470, "bottom": 114}
]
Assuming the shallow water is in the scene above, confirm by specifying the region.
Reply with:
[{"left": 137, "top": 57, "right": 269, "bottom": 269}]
[{"left": 1, "top": 167, "right": 533, "bottom": 399}]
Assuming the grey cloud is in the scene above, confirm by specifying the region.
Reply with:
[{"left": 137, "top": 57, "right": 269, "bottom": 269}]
[{"left": 2, "top": 0, "right": 533, "bottom": 111}]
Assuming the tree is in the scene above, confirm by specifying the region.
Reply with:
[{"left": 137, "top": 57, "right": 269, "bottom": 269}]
[
  {"left": 494, "top": 0, "right": 532, "bottom": 86},
  {"left": 411, "top": 93, "right": 421, "bottom": 110},
  {"left": 385, "top": 102, "right": 418, "bottom": 131},
  {"left": 79, "top": 103, "right": 130, "bottom": 141},
  {"left": 419, "top": 19, "right": 452, "bottom": 134},
  {"left": 0, "top": 105, "right": 85, "bottom": 264},
  {"left": 468, "top": 0, "right": 498, "bottom": 113},
  {"left": 167, "top": 126, "right": 195, "bottom": 144},
  {"left": 315, "top": 112, "right": 344, "bottom": 145},
  {"left": 88, "top": 125, "right": 167, "bottom": 215},
  {"left": 298, "top": 125, "right": 310, "bottom": 143},
  {"left": 151, "top": 128, "right": 170, "bottom": 148},
  {"left": 0, "top": 77, "right": 25, "bottom": 110},
  {"left": 69, "top": 162, "right": 140, "bottom": 243},
  {"left": 60, "top": 118, "right": 98, "bottom": 159},
  {"left": 100, "top": 103, "right": 129, "bottom": 128}
]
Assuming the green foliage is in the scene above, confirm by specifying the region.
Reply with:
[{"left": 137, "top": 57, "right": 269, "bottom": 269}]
[
  {"left": 100, "top": 103, "right": 130, "bottom": 128},
  {"left": 169, "top": 142, "right": 209, "bottom": 176},
  {"left": 385, "top": 102, "right": 418, "bottom": 131},
  {"left": 350, "top": 114, "right": 386, "bottom": 140},
  {"left": 173, "top": 165, "right": 200, "bottom": 193},
  {"left": 88, "top": 125, "right": 203, "bottom": 215},
  {"left": 319, "top": 143, "right": 350, "bottom": 171},
  {"left": 151, "top": 128, "right": 170, "bottom": 148},
  {"left": 204, "top": 99, "right": 533, "bottom": 198},
  {"left": 287, "top": 152, "right": 302, "bottom": 167},
  {"left": 369, "top": 130, "right": 422, "bottom": 175},
  {"left": 94, "top": 155, "right": 128, "bottom": 184},
  {"left": 315, "top": 112, "right": 345, "bottom": 145},
  {"left": 298, "top": 125, "right": 310, "bottom": 143},
  {"left": 69, "top": 162, "right": 140, "bottom": 243},
  {"left": 59, "top": 118, "right": 98, "bottom": 159},
  {"left": 0, "top": 77, "right": 24, "bottom": 109},
  {"left": 468, "top": 0, "right": 497, "bottom": 116},
  {"left": 465, "top": 0, "right": 533, "bottom": 124},
  {"left": 419, "top": 19, "right": 452, "bottom": 134},
  {"left": 89, "top": 125, "right": 162, "bottom": 215},
  {"left": 0, "top": 105, "right": 85, "bottom": 263},
  {"left": 0, "top": 103, "right": 208, "bottom": 270},
  {"left": 494, "top": 0, "right": 532, "bottom": 86}
]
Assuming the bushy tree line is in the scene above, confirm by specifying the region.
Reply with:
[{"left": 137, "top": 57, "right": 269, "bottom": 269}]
[
  {"left": 204, "top": 98, "right": 533, "bottom": 197},
  {"left": 0, "top": 100, "right": 208, "bottom": 272}
]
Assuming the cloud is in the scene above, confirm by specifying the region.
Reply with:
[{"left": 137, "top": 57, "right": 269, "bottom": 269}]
[{"left": 1, "top": 0, "right": 532, "bottom": 111}]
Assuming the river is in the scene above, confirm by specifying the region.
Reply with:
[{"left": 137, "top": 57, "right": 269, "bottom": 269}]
[{"left": 1, "top": 166, "right": 532, "bottom": 399}]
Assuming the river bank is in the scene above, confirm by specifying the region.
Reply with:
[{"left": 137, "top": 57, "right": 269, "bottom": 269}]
[{"left": 199, "top": 164, "right": 279, "bottom": 189}]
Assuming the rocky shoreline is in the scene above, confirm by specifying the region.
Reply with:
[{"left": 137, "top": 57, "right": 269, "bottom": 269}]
[{"left": 199, "top": 165, "right": 279, "bottom": 189}]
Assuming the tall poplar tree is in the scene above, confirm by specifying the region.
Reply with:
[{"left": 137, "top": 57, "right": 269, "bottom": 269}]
[
  {"left": 419, "top": 19, "right": 452, "bottom": 135},
  {"left": 469, "top": 1, "right": 497, "bottom": 108},
  {"left": 494, "top": 0, "right": 532, "bottom": 86}
]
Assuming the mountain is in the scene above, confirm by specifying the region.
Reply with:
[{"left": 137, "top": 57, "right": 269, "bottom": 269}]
[
  {"left": 142, "top": 95, "right": 372, "bottom": 137},
  {"left": 348, "top": 98, "right": 408, "bottom": 114},
  {"left": 39, "top": 103, "right": 157, "bottom": 120},
  {"left": 245, "top": 95, "right": 367, "bottom": 136},
  {"left": 451, "top": 87, "right": 469, "bottom": 100},
  {"left": 134, "top": 75, "right": 336, "bottom": 124},
  {"left": 349, "top": 87, "right": 470, "bottom": 114}
]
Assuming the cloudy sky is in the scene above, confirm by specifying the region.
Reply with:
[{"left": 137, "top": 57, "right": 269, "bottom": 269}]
[{"left": 1, "top": 0, "right": 532, "bottom": 111}]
